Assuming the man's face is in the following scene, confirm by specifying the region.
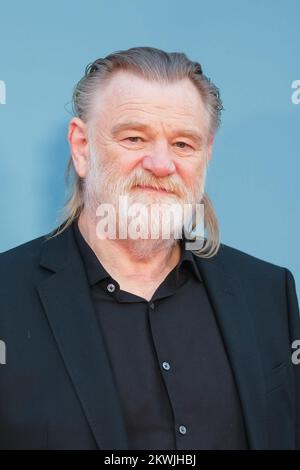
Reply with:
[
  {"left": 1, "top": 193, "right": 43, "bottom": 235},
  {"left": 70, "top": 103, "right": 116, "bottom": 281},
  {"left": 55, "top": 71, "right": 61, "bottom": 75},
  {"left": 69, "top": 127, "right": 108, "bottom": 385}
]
[{"left": 73, "top": 70, "right": 213, "bottom": 254}]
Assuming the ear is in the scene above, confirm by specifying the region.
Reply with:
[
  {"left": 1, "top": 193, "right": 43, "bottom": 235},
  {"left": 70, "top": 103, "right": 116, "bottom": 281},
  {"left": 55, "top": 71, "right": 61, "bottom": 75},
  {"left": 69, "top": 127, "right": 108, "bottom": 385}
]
[{"left": 68, "top": 117, "right": 89, "bottom": 178}]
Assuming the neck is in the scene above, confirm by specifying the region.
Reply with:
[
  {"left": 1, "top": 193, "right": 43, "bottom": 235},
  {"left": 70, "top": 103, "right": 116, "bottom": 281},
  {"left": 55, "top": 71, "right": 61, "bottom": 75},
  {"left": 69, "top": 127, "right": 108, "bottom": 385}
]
[{"left": 77, "top": 209, "right": 182, "bottom": 284}]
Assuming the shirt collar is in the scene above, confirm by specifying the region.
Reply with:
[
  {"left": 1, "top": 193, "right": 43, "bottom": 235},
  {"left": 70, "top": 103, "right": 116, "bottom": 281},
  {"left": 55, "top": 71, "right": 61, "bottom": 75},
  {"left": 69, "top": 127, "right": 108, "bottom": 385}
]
[
  {"left": 73, "top": 219, "right": 110, "bottom": 285},
  {"left": 73, "top": 218, "right": 202, "bottom": 286},
  {"left": 175, "top": 237, "right": 203, "bottom": 284}
]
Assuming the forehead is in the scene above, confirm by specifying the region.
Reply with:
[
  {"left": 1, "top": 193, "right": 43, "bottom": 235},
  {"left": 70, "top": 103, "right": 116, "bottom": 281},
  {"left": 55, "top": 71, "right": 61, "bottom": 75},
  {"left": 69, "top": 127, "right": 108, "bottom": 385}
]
[{"left": 91, "top": 71, "right": 208, "bottom": 131}]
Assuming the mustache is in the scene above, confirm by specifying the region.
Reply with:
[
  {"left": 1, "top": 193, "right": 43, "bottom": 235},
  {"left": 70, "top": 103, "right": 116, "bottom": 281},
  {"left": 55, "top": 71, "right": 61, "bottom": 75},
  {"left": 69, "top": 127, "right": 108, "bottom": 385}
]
[{"left": 124, "top": 169, "right": 186, "bottom": 198}]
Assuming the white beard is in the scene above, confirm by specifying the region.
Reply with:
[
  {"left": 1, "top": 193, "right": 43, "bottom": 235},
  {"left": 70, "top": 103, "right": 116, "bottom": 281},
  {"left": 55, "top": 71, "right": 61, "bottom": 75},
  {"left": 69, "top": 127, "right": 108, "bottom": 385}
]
[{"left": 83, "top": 141, "right": 207, "bottom": 259}]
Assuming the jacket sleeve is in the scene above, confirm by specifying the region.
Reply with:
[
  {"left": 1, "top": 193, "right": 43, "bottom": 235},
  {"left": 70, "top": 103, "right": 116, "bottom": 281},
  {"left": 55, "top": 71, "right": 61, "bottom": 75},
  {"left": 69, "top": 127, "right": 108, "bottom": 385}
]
[{"left": 285, "top": 268, "right": 300, "bottom": 450}]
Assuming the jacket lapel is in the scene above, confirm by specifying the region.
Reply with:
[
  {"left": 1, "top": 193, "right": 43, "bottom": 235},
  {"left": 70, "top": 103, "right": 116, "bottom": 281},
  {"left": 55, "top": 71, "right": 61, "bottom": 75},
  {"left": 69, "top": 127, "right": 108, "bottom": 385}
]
[
  {"left": 37, "top": 226, "right": 129, "bottom": 450},
  {"left": 195, "top": 248, "right": 268, "bottom": 449}
]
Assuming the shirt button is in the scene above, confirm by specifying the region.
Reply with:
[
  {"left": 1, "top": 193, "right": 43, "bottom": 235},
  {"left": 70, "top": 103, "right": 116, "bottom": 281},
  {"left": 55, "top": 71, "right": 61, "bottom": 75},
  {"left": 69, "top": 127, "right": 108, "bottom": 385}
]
[
  {"left": 149, "top": 302, "right": 155, "bottom": 310},
  {"left": 162, "top": 361, "right": 171, "bottom": 371},
  {"left": 107, "top": 283, "right": 116, "bottom": 293},
  {"left": 179, "top": 425, "right": 187, "bottom": 435}
]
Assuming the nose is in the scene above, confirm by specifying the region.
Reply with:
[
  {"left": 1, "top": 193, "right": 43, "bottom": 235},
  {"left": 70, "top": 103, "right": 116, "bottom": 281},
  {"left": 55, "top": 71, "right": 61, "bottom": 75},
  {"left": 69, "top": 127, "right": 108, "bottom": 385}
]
[{"left": 141, "top": 141, "right": 176, "bottom": 177}]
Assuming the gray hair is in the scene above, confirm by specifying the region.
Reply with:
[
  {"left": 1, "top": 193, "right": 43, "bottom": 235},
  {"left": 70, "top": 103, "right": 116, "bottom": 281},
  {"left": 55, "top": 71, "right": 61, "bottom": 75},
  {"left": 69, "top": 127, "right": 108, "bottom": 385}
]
[{"left": 54, "top": 46, "right": 223, "bottom": 257}]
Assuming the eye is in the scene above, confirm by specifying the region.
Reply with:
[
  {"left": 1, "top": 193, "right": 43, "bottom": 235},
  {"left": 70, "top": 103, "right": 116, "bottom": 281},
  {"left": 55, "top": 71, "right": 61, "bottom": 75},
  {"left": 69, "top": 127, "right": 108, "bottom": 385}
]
[
  {"left": 174, "top": 141, "right": 192, "bottom": 149},
  {"left": 124, "top": 136, "right": 144, "bottom": 143}
]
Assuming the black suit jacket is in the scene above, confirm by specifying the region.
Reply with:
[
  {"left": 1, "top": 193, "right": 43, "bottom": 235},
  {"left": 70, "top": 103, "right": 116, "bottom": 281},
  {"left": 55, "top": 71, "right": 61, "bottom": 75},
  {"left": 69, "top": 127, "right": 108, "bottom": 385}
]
[{"left": 0, "top": 225, "right": 299, "bottom": 449}]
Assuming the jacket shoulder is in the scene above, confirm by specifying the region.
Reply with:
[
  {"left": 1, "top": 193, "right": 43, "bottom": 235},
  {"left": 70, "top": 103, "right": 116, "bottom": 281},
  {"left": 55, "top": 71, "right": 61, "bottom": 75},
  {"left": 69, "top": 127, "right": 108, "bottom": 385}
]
[
  {"left": 217, "top": 242, "right": 288, "bottom": 277},
  {"left": 0, "top": 234, "right": 50, "bottom": 271}
]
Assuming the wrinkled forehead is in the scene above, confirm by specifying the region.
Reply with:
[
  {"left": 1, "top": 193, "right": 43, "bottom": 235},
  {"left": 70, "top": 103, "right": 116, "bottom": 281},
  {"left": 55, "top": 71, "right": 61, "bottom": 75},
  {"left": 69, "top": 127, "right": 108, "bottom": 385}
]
[{"left": 89, "top": 70, "right": 209, "bottom": 134}]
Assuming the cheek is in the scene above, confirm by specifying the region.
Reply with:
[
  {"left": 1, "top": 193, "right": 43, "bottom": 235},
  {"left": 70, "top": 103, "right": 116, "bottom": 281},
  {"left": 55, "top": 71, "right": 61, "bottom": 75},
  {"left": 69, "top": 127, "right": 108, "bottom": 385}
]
[
  {"left": 109, "top": 144, "right": 146, "bottom": 172},
  {"left": 176, "top": 158, "right": 204, "bottom": 184}
]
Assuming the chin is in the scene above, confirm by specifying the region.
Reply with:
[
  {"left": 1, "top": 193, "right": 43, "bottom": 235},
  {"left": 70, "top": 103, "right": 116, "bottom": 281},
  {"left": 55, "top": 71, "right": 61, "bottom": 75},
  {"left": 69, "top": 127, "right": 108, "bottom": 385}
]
[{"left": 125, "top": 237, "right": 178, "bottom": 260}]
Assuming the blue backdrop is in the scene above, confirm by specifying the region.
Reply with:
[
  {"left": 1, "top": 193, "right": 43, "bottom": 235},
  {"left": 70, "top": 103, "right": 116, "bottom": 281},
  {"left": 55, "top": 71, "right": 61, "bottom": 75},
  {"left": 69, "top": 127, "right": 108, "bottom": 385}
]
[{"left": 0, "top": 0, "right": 299, "bottom": 296}]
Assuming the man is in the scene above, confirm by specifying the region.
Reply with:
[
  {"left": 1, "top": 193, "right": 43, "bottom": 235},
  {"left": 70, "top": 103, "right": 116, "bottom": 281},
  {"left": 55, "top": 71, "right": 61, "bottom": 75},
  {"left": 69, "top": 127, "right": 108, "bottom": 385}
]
[{"left": 0, "top": 47, "right": 299, "bottom": 450}]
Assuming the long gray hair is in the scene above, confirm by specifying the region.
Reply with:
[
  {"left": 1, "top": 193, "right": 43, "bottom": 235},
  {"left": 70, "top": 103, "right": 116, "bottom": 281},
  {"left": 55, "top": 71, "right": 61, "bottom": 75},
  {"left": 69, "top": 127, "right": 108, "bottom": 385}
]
[{"left": 55, "top": 46, "right": 223, "bottom": 258}]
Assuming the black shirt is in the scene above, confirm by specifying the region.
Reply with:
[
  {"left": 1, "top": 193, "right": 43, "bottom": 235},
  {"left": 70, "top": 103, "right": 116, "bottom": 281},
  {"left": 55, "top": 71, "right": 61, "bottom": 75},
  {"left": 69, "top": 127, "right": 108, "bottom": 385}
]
[{"left": 73, "top": 220, "right": 248, "bottom": 450}]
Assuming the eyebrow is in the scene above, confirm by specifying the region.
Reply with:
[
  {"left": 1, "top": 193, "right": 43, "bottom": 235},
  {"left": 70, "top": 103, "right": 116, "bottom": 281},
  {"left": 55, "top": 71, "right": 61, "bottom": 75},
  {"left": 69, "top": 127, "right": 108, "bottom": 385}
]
[{"left": 110, "top": 120, "right": 204, "bottom": 145}]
